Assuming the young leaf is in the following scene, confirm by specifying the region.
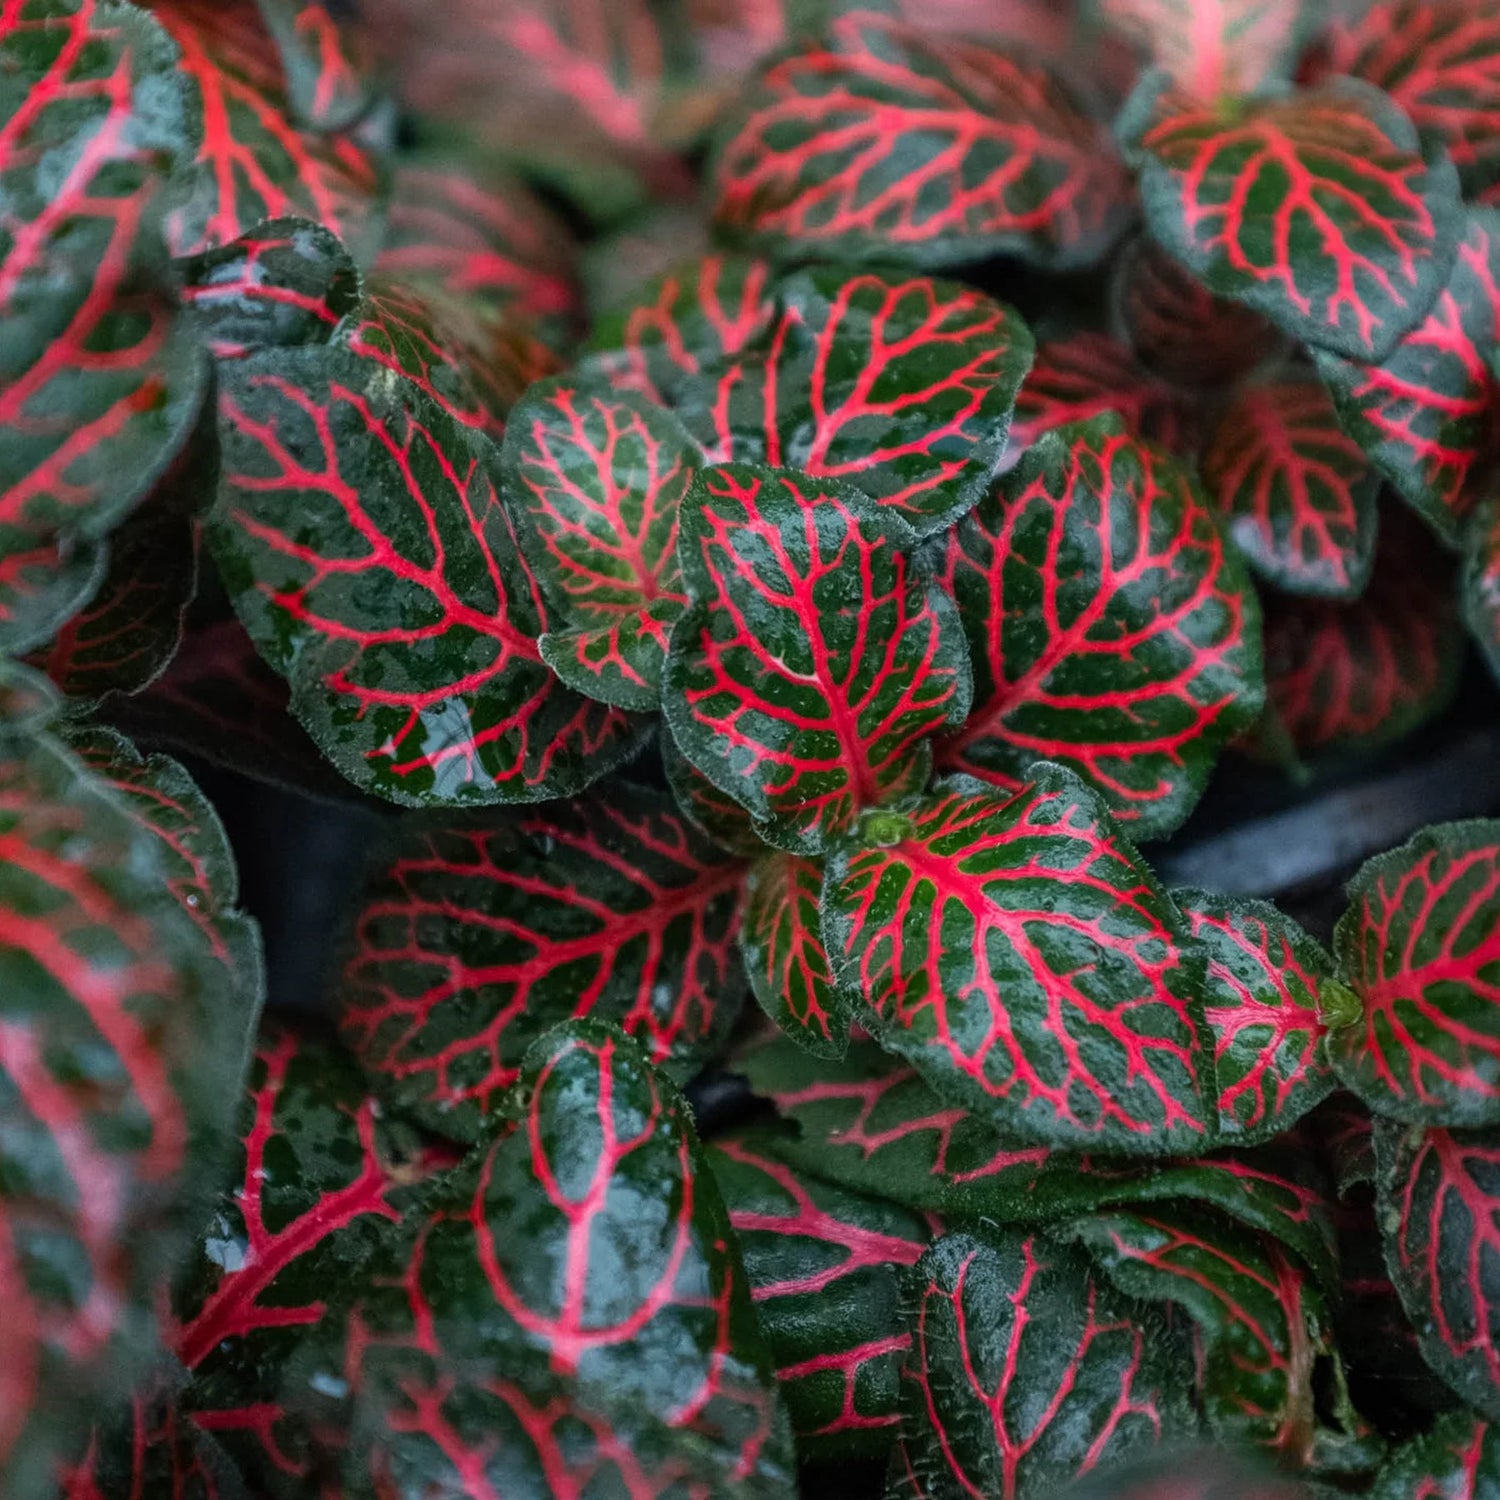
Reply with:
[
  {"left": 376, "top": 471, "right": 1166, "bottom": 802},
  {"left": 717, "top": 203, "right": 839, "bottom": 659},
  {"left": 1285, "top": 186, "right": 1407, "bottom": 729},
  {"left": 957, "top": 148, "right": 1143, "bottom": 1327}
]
[
  {"left": 1097, "top": 0, "right": 1314, "bottom": 101},
  {"left": 935, "top": 416, "right": 1263, "bottom": 839},
  {"left": 707, "top": 1135, "right": 928, "bottom": 1462},
  {"left": 584, "top": 254, "right": 776, "bottom": 408},
  {"left": 1006, "top": 332, "right": 1195, "bottom": 461},
  {"left": 1328, "top": 1, "right": 1500, "bottom": 203},
  {"left": 255, "top": 0, "right": 377, "bottom": 133},
  {"left": 1113, "top": 239, "right": 1281, "bottom": 388},
  {"left": 286, "top": 1023, "right": 796, "bottom": 1497},
  {"left": 210, "top": 345, "right": 645, "bottom": 806},
  {"left": 172, "top": 1024, "right": 437, "bottom": 1495},
  {"left": 1315, "top": 211, "right": 1500, "bottom": 546},
  {"left": 1130, "top": 78, "right": 1463, "bottom": 363},
  {"left": 1465, "top": 493, "right": 1500, "bottom": 684},
  {"left": 822, "top": 767, "right": 1212, "bottom": 1152},
  {"left": 663, "top": 462, "right": 970, "bottom": 856},
  {"left": 502, "top": 374, "right": 695, "bottom": 708},
  {"left": 0, "top": 0, "right": 205, "bottom": 654},
  {"left": 1062, "top": 1204, "right": 1369, "bottom": 1466},
  {"left": 1200, "top": 379, "right": 1380, "bottom": 599},
  {"left": 180, "top": 218, "right": 362, "bottom": 360},
  {"left": 741, "top": 851, "right": 850, "bottom": 1058},
  {"left": 337, "top": 788, "right": 746, "bottom": 1144},
  {"left": 153, "top": 0, "right": 383, "bottom": 258},
  {"left": 0, "top": 732, "right": 242, "bottom": 1500},
  {"left": 28, "top": 516, "right": 198, "bottom": 703},
  {"left": 1180, "top": 892, "right": 1338, "bottom": 1145},
  {"left": 1375, "top": 1118, "right": 1500, "bottom": 1420},
  {"left": 674, "top": 267, "right": 1035, "bottom": 536},
  {"left": 380, "top": 157, "right": 578, "bottom": 321},
  {"left": 1330, "top": 819, "right": 1500, "bottom": 1126},
  {"left": 892, "top": 1229, "right": 1195, "bottom": 1498},
  {"left": 1370, "top": 1408, "right": 1500, "bottom": 1500},
  {"left": 736, "top": 1033, "right": 1341, "bottom": 1283},
  {"left": 711, "top": 12, "right": 1132, "bottom": 270},
  {"left": 1259, "top": 532, "right": 1462, "bottom": 758}
]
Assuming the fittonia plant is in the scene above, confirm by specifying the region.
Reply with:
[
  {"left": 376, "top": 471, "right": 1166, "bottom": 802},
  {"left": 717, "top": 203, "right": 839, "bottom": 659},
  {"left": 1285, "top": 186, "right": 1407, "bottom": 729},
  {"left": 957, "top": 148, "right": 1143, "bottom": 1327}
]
[{"left": 5, "top": 1, "right": 1500, "bottom": 1497}]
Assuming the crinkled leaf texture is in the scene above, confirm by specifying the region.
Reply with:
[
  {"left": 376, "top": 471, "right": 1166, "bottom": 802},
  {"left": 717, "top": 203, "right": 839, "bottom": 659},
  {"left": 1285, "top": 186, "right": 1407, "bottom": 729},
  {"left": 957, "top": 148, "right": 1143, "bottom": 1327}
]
[
  {"left": 0, "top": 728, "right": 245, "bottom": 1500},
  {"left": 338, "top": 786, "right": 746, "bottom": 1144},
  {"left": 664, "top": 461, "right": 970, "bottom": 856},
  {"left": 1375, "top": 1118, "right": 1500, "bottom": 1421},
  {"left": 1370, "top": 1406, "right": 1500, "bottom": 1500},
  {"left": 1330, "top": 819, "right": 1500, "bottom": 1126},
  {"left": 934, "top": 415, "right": 1263, "bottom": 839},
  {"left": 708, "top": 1134, "right": 928, "bottom": 1461},
  {"left": 891, "top": 1228, "right": 1196, "bottom": 1498},
  {"left": 0, "top": 0, "right": 206, "bottom": 653},
  {"left": 821, "top": 765, "right": 1214, "bottom": 1153},
  {"left": 286, "top": 1023, "right": 796, "bottom": 1498},
  {"left": 712, "top": 11, "right": 1132, "bottom": 270},
  {"left": 210, "top": 345, "right": 645, "bottom": 806},
  {"left": 1131, "top": 76, "right": 1463, "bottom": 363}
]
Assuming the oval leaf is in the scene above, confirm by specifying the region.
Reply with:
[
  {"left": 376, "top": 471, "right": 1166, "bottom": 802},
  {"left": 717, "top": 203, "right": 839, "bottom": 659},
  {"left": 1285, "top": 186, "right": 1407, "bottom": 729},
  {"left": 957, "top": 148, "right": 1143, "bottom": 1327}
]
[
  {"left": 893, "top": 1229, "right": 1195, "bottom": 1498},
  {"left": 935, "top": 416, "right": 1264, "bottom": 839},
  {"left": 1180, "top": 892, "right": 1338, "bottom": 1145},
  {"left": 664, "top": 462, "right": 970, "bottom": 856},
  {"left": 674, "top": 267, "right": 1035, "bottom": 536},
  {"left": 1201, "top": 379, "right": 1380, "bottom": 599},
  {"left": 712, "top": 12, "right": 1132, "bottom": 270},
  {"left": 1371, "top": 1408, "right": 1500, "bottom": 1500},
  {"left": 822, "top": 767, "right": 1213, "bottom": 1153},
  {"left": 210, "top": 345, "right": 644, "bottom": 806},
  {"left": 1375, "top": 1118, "right": 1500, "bottom": 1420},
  {"left": 708, "top": 1135, "right": 928, "bottom": 1462},
  {"left": 1331, "top": 819, "right": 1500, "bottom": 1126},
  {"left": 285, "top": 1023, "right": 796, "bottom": 1496},
  {"left": 337, "top": 787, "right": 747, "bottom": 1144},
  {"left": 1316, "top": 210, "right": 1500, "bottom": 546},
  {"left": 1132, "top": 78, "right": 1463, "bottom": 362}
]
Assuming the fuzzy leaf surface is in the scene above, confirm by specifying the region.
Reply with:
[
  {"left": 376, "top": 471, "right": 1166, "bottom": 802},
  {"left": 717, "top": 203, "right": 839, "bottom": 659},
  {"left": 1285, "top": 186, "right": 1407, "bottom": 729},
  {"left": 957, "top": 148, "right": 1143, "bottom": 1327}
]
[
  {"left": 664, "top": 462, "right": 969, "bottom": 855},
  {"left": 1133, "top": 78, "right": 1463, "bottom": 363},
  {"left": 338, "top": 788, "right": 746, "bottom": 1144},
  {"left": 0, "top": 0, "right": 205, "bottom": 653},
  {"left": 675, "top": 267, "right": 1034, "bottom": 536},
  {"left": 211, "top": 345, "right": 643, "bottom": 806},
  {"left": 708, "top": 1134, "right": 928, "bottom": 1462},
  {"left": 1315, "top": 210, "right": 1500, "bottom": 545},
  {"left": 711, "top": 12, "right": 1132, "bottom": 270},
  {"left": 822, "top": 768, "right": 1212, "bottom": 1152},
  {"left": 1201, "top": 379, "right": 1379, "bottom": 599},
  {"left": 1375, "top": 1118, "right": 1500, "bottom": 1421},
  {"left": 935, "top": 416, "right": 1263, "bottom": 839},
  {"left": 288, "top": 1023, "right": 795, "bottom": 1498},
  {"left": 891, "top": 1228, "right": 1194, "bottom": 1498},
  {"left": 1330, "top": 819, "right": 1500, "bottom": 1126},
  {"left": 1370, "top": 1408, "right": 1500, "bottom": 1500},
  {"left": 1180, "top": 892, "right": 1337, "bottom": 1146}
]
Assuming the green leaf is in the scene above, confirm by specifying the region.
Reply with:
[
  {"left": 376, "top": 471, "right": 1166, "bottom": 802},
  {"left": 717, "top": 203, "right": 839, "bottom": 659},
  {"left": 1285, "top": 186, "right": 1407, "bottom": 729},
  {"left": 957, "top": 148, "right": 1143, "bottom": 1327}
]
[
  {"left": 1330, "top": 819, "right": 1500, "bottom": 1126},
  {"left": 286, "top": 1023, "right": 796, "bottom": 1497},
  {"left": 707, "top": 1133, "right": 928, "bottom": 1461},
  {"left": 1464, "top": 492, "right": 1500, "bottom": 685},
  {"left": 1370, "top": 1407, "right": 1500, "bottom": 1500},
  {"left": 663, "top": 462, "right": 970, "bottom": 856},
  {"left": 210, "top": 344, "right": 647, "bottom": 806},
  {"left": 255, "top": 0, "right": 378, "bottom": 133},
  {"left": 821, "top": 767, "right": 1213, "bottom": 1153},
  {"left": 891, "top": 1228, "right": 1196, "bottom": 1498},
  {"left": 1375, "top": 1117, "right": 1500, "bottom": 1421},
  {"left": 673, "top": 266, "right": 1034, "bottom": 536},
  {"left": 1130, "top": 77, "right": 1463, "bottom": 363},
  {"left": 933, "top": 416, "right": 1264, "bottom": 839},
  {"left": 1178, "top": 891, "right": 1339, "bottom": 1145}
]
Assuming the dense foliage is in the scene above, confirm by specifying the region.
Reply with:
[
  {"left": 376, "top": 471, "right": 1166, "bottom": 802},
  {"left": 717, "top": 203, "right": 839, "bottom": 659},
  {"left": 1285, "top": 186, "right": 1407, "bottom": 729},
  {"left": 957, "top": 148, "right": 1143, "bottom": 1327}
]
[{"left": 3, "top": 0, "right": 1500, "bottom": 1496}]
